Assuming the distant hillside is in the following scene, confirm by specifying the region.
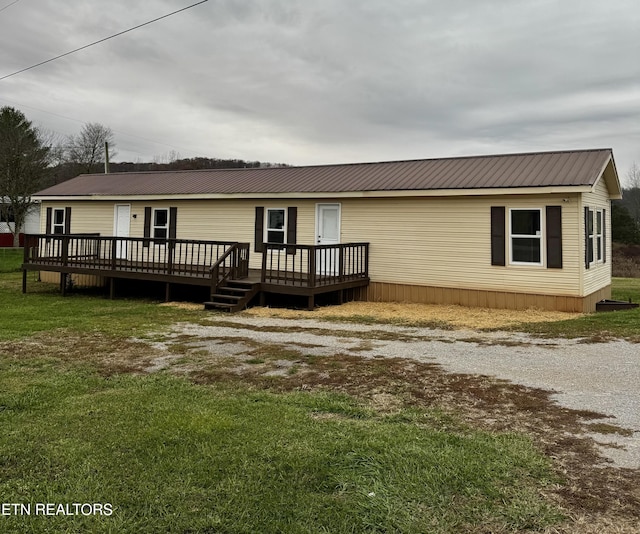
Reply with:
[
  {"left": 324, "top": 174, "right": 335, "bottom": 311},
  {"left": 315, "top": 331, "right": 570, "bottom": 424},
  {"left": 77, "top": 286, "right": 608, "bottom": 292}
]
[
  {"left": 45, "top": 157, "right": 289, "bottom": 187},
  {"left": 109, "top": 157, "right": 289, "bottom": 173}
]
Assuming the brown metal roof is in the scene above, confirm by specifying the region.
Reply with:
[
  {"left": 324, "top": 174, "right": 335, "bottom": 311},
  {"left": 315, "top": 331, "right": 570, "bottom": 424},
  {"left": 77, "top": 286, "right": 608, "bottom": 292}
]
[{"left": 35, "top": 148, "right": 616, "bottom": 197}]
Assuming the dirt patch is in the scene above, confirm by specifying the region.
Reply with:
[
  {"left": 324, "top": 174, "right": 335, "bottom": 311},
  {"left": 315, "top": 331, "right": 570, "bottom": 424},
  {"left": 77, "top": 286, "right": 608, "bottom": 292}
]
[{"left": 242, "top": 301, "right": 582, "bottom": 330}]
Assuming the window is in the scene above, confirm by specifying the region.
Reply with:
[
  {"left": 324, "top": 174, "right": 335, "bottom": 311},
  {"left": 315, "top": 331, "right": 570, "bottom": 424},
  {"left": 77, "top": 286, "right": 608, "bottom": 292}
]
[
  {"left": 0, "top": 205, "right": 15, "bottom": 223},
  {"left": 152, "top": 208, "right": 168, "bottom": 239},
  {"left": 53, "top": 208, "right": 65, "bottom": 234},
  {"left": 509, "top": 209, "right": 542, "bottom": 265},
  {"left": 586, "top": 209, "right": 594, "bottom": 264},
  {"left": 266, "top": 208, "right": 286, "bottom": 244},
  {"left": 596, "top": 210, "right": 603, "bottom": 262},
  {"left": 586, "top": 208, "right": 603, "bottom": 264}
]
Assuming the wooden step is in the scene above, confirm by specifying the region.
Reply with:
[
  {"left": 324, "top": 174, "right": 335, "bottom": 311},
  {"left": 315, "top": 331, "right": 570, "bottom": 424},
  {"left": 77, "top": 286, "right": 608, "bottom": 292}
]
[
  {"left": 204, "top": 279, "right": 261, "bottom": 313},
  {"left": 210, "top": 293, "right": 243, "bottom": 302},
  {"left": 203, "top": 301, "right": 236, "bottom": 311}
]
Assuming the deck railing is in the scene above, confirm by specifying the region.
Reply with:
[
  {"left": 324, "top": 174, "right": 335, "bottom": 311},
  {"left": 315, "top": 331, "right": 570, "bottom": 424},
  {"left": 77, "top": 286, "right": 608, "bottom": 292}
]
[
  {"left": 261, "top": 242, "right": 369, "bottom": 288},
  {"left": 23, "top": 234, "right": 239, "bottom": 279},
  {"left": 209, "top": 242, "right": 250, "bottom": 296}
]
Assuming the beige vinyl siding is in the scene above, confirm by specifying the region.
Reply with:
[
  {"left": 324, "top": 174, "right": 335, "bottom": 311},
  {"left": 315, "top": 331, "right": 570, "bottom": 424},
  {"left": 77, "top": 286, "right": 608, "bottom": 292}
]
[
  {"left": 40, "top": 201, "right": 115, "bottom": 235},
  {"left": 38, "top": 200, "right": 318, "bottom": 271},
  {"left": 582, "top": 176, "right": 612, "bottom": 296},
  {"left": 340, "top": 194, "right": 583, "bottom": 296},
  {"left": 40, "top": 192, "right": 588, "bottom": 298}
]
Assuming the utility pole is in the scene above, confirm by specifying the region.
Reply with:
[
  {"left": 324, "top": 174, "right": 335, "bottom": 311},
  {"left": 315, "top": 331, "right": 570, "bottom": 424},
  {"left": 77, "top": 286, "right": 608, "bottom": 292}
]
[{"left": 104, "top": 141, "right": 110, "bottom": 174}]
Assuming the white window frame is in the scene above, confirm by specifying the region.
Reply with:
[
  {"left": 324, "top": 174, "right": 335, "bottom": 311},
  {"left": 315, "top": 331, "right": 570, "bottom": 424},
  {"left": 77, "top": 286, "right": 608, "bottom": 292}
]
[
  {"left": 509, "top": 208, "right": 543, "bottom": 266},
  {"left": 586, "top": 208, "right": 604, "bottom": 265},
  {"left": 152, "top": 208, "right": 169, "bottom": 240},
  {"left": 265, "top": 208, "right": 287, "bottom": 245},
  {"left": 595, "top": 209, "right": 604, "bottom": 263},
  {"left": 52, "top": 208, "right": 65, "bottom": 234}
]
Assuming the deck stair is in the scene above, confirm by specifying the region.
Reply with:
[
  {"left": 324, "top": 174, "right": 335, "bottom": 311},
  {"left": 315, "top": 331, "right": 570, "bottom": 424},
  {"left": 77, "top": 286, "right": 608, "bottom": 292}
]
[{"left": 204, "top": 280, "right": 260, "bottom": 312}]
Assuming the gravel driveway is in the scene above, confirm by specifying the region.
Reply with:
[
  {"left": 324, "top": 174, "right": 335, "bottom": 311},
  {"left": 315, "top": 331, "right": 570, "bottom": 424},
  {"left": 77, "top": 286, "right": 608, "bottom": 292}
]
[{"left": 172, "top": 315, "right": 640, "bottom": 469}]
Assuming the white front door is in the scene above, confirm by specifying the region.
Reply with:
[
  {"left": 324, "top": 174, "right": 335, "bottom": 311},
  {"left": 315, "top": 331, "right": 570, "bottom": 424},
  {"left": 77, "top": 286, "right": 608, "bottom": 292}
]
[
  {"left": 316, "top": 204, "right": 341, "bottom": 275},
  {"left": 114, "top": 204, "right": 131, "bottom": 259}
]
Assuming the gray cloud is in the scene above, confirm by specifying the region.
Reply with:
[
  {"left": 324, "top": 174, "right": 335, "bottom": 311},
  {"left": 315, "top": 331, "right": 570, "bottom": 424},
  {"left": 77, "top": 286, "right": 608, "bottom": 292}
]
[{"left": 0, "top": 0, "right": 638, "bottom": 175}]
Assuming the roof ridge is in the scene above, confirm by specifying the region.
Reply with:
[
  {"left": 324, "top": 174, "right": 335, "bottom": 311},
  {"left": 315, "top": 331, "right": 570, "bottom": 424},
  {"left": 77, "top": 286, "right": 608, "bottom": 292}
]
[{"left": 88, "top": 148, "right": 613, "bottom": 178}]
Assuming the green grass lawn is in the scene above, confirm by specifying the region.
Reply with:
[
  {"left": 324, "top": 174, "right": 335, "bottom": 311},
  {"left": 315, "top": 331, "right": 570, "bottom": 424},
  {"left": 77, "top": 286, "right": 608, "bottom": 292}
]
[
  {"left": 0, "top": 361, "right": 560, "bottom": 533},
  {"left": 0, "top": 267, "right": 573, "bottom": 532},
  {"left": 0, "top": 248, "right": 23, "bottom": 273},
  {"left": 511, "top": 277, "right": 640, "bottom": 340},
  {"left": 0, "top": 271, "right": 202, "bottom": 341}
]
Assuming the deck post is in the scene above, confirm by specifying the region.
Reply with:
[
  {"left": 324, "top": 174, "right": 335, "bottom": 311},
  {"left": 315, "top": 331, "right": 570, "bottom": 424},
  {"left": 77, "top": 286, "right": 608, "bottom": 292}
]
[
  {"left": 167, "top": 242, "right": 174, "bottom": 275},
  {"left": 109, "top": 278, "right": 115, "bottom": 299},
  {"left": 111, "top": 238, "right": 118, "bottom": 271},
  {"left": 165, "top": 283, "right": 171, "bottom": 302},
  {"left": 261, "top": 245, "right": 267, "bottom": 283},
  {"left": 22, "top": 269, "right": 27, "bottom": 294},
  {"left": 308, "top": 247, "right": 316, "bottom": 288},
  {"left": 60, "top": 273, "right": 67, "bottom": 297},
  {"left": 61, "top": 236, "right": 70, "bottom": 266},
  {"left": 307, "top": 294, "right": 315, "bottom": 310}
]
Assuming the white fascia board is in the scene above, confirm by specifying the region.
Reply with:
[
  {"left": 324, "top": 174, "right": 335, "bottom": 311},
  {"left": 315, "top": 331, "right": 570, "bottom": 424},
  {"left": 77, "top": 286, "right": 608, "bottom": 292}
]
[{"left": 32, "top": 186, "right": 591, "bottom": 202}]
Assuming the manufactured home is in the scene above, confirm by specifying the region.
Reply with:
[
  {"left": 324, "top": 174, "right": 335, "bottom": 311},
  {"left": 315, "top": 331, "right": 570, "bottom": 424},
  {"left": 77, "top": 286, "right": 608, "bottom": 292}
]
[{"left": 22, "top": 149, "right": 621, "bottom": 312}]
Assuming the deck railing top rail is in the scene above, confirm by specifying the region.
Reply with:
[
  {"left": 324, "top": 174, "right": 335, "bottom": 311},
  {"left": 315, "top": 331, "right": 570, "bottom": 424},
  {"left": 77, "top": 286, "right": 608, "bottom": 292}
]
[
  {"left": 22, "top": 233, "right": 240, "bottom": 280},
  {"left": 262, "top": 242, "right": 369, "bottom": 288}
]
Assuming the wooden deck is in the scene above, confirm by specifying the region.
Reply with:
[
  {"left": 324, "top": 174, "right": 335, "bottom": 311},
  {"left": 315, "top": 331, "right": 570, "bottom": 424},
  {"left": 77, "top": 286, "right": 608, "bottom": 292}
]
[{"left": 21, "top": 235, "right": 370, "bottom": 310}]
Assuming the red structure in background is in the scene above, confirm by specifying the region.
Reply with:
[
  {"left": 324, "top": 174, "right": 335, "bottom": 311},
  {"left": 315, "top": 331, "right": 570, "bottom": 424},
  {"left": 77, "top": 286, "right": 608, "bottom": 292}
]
[{"left": 0, "top": 233, "right": 24, "bottom": 247}]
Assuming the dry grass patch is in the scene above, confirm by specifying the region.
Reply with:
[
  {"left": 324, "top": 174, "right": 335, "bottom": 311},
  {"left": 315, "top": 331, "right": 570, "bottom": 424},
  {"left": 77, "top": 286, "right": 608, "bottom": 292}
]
[
  {"left": 244, "top": 301, "right": 582, "bottom": 330},
  {"left": 158, "top": 301, "right": 203, "bottom": 310}
]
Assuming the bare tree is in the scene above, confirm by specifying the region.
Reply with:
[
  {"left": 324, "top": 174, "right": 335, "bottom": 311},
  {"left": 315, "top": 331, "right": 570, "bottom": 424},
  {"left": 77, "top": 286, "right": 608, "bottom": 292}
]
[
  {"left": 66, "top": 122, "right": 116, "bottom": 174},
  {"left": 627, "top": 162, "right": 640, "bottom": 188},
  {"left": 0, "top": 107, "right": 51, "bottom": 246}
]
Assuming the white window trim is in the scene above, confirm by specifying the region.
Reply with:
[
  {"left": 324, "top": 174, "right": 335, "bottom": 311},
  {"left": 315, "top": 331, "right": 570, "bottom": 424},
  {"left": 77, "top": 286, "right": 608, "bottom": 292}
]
[
  {"left": 592, "top": 208, "right": 604, "bottom": 264},
  {"left": 152, "top": 207, "right": 169, "bottom": 241},
  {"left": 509, "top": 208, "right": 543, "bottom": 266},
  {"left": 52, "top": 207, "right": 65, "bottom": 234},
  {"left": 265, "top": 207, "right": 287, "bottom": 244}
]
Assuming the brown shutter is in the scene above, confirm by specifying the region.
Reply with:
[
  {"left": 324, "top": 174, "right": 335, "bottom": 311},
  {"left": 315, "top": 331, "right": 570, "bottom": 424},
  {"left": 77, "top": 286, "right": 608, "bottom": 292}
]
[
  {"left": 45, "top": 207, "right": 52, "bottom": 242},
  {"left": 143, "top": 206, "right": 152, "bottom": 247},
  {"left": 64, "top": 207, "right": 71, "bottom": 234},
  {"left": 286, "top": 207, "right": 297, "bottom": 255},
  {"left": 546, "top": 206, "right": 562, "bottom": 268},
  {"left": 584, "top": 207, "right": 590, "bottom": 270},
  {"left": 602, "top": 209, "right": 606, "bottom": 263},
  {"left": 169, "top": 207, "right": 177, "bottom": 239},
  {"left": 46, "top": 207, "right": 52, "bottom": 234},
  {"left": 254, "top": 207, "right": 264, "bottom": 252},
  {"left": 490, "top": 207, "right": 505, "bottom": 266}
]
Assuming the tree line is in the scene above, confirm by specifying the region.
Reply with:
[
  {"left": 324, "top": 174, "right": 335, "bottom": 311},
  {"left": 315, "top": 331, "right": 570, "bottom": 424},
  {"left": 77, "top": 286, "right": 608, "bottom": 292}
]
[
  {"left": 0, "top": 106, "right": 285, "bottom": 246},
  {"left": 613, "top": 163, "right": 640, "bottom": 244}
]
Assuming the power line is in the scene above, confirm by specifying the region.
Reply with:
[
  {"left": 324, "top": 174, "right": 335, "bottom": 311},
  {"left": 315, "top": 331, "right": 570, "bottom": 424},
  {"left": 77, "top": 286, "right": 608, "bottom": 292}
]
[
  {"left": 0, "top": 0, "right": 21, "bottom": 14},
  {"left": 0, "top": 0, "right": 209, "bottom": 81}
]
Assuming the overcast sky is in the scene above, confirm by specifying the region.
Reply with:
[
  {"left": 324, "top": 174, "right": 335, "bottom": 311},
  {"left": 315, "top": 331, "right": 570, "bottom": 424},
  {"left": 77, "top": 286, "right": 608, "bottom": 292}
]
[{"left": 1, "top": 0, "right": 639, "bottom": 181}]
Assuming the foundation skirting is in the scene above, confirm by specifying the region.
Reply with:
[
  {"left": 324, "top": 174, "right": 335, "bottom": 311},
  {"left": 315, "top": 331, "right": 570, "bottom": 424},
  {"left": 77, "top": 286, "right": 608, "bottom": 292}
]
[{"left": 352, "top": 282, "right": 611, "bottom": 313}]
